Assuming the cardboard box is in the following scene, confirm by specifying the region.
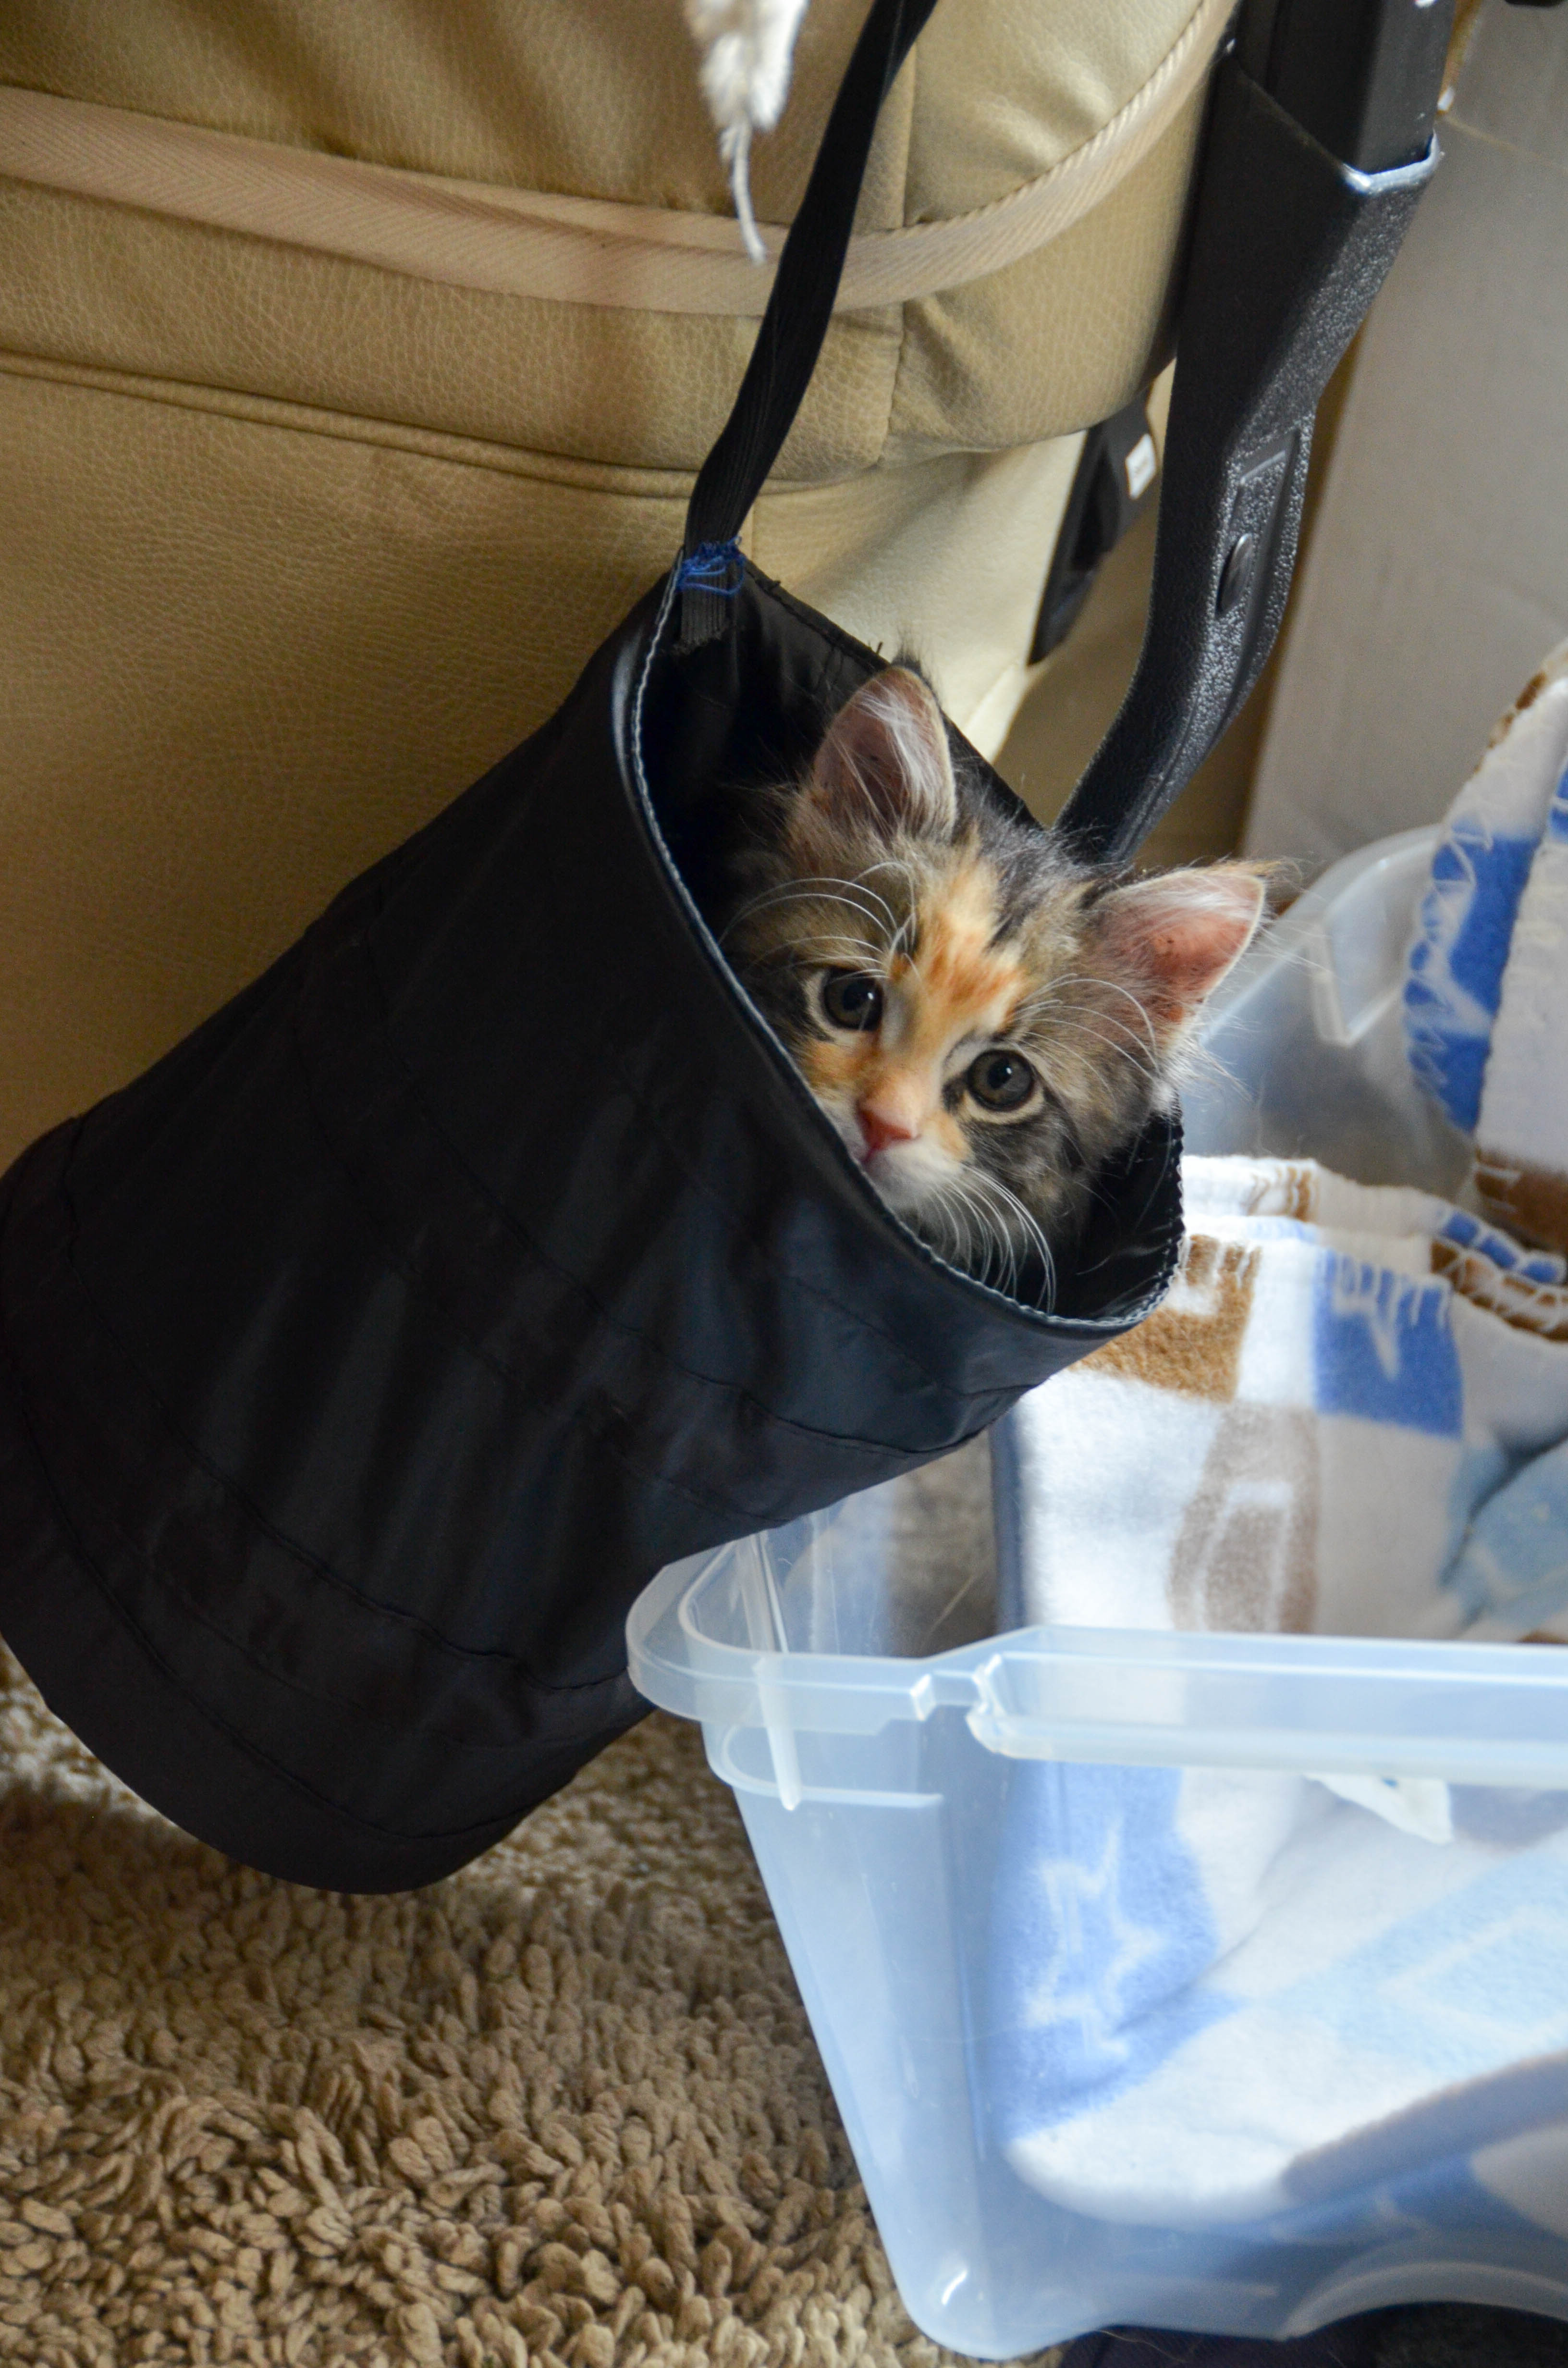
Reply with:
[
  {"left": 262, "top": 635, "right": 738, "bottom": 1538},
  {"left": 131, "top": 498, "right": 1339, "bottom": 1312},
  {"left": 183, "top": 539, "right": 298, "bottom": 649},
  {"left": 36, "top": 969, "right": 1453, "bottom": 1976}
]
[{"left": 1244, "top": 1, "right": 1568, "bottom": 875}]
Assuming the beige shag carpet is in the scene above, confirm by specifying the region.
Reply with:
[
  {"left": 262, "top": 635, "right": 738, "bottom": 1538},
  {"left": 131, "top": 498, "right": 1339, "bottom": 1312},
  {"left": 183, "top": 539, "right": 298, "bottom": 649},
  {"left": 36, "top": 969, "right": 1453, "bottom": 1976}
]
[{"left": 0, "top": 1640, "right": 1054, "bottom": 2368}]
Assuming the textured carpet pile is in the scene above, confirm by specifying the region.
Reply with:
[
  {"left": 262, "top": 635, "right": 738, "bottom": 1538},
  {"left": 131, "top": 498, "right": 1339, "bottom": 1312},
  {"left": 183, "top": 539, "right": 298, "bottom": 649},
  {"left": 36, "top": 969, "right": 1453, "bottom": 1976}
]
[
  {"left": 0, "top": 1607, "right": 1556, "bottom": 2368},
  {"left": 0, "top": 1643, "right": 998, "bottom": 2368}
]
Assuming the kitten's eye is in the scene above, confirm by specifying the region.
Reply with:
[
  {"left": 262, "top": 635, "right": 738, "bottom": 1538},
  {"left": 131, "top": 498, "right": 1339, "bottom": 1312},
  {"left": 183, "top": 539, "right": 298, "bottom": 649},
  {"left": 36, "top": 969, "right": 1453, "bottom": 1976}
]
[
  {"left": 820, "top": 971, "right": 883, "bottom": 1032},
  {"left": 966, "top": 1048, "right": 1038, "bottom": 1112}
]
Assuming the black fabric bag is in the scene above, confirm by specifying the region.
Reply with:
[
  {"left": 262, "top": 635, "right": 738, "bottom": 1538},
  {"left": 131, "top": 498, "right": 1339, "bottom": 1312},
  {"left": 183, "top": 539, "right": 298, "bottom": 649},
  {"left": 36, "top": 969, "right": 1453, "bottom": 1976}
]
[
  {"left": 0, "top": 0, "right": 1181, "bottom": 1890},
  {"left": 13, "top": 0, "right": 1443, "bottom": 1893}
]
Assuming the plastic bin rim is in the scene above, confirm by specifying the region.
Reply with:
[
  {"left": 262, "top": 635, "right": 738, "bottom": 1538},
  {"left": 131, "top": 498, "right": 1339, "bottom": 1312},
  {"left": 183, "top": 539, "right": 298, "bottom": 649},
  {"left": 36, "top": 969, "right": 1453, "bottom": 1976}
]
[{"left": 626, "top": 1539, "right": 1568, "bottom": 1786}]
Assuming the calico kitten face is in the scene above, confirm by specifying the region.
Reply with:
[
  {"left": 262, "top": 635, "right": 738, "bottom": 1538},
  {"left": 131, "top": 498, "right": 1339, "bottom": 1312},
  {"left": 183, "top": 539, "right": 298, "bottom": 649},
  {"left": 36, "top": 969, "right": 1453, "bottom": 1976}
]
[{"left": 724, "top": 666, "right": 1264, "bottom": 1297}]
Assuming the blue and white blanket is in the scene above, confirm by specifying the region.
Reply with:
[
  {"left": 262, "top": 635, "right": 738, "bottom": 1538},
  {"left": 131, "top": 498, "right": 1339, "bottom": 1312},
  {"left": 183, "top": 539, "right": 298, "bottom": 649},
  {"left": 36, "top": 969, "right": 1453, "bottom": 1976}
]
[
  {"left": 999, "top": 1155, "right": 1568, "bottom": 1655},
  {"left": 1404, "top": 640, "right": 1568, "bottom": 1177},
  {"left": 988, "top": 646, "right": 1568, "bottom": 2240},
  {"left": 988, "top": 1742, "right": 1568, "bottom": 2237}
]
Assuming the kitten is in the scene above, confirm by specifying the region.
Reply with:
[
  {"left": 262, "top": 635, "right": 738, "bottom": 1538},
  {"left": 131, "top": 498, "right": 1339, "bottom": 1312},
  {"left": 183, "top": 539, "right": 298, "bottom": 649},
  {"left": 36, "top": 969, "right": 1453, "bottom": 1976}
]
[{"left": 722, "top": 665, "right": 1265, "bottom": 1299}]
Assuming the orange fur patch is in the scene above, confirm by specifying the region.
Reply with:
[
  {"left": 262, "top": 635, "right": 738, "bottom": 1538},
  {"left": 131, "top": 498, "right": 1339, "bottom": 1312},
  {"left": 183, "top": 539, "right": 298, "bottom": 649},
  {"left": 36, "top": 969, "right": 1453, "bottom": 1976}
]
[
  {"left": 800, "top": 1038, "right": 864, "bottom": 1096},
  {"left": 905, "top": 863, "right": 1024, "bottom": 1062},
  {"left": 806, "top": 858, "right": 1029, "bottom": 1161}
]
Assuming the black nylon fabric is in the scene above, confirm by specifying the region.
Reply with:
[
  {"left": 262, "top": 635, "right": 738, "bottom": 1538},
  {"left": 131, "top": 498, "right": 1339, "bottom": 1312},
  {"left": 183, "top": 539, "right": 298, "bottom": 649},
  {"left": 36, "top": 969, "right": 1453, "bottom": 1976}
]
[
  {"left": 0, "top": 0, "right": 1185, "bottom": 1890},
  {"left": 0, "top": 565, "right": 1180, "bottom": 1890}
]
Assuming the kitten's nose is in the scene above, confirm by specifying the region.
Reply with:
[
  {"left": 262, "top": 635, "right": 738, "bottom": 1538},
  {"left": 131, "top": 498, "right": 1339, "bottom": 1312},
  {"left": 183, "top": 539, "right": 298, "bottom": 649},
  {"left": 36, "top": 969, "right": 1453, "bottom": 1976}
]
[{"left": 857, "top": 1101, "right": 920, "bottom": 1158}]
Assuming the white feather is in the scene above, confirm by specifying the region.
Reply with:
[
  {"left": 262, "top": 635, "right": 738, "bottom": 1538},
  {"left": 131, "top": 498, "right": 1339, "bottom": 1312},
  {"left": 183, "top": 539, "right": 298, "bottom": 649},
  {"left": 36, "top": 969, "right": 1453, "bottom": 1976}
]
[{"left": 684, "top": 0, "right": 811, "bottom": 262}]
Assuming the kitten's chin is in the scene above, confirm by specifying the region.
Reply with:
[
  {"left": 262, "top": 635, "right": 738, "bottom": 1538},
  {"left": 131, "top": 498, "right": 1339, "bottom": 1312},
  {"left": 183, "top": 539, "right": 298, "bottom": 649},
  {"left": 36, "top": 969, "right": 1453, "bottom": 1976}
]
[
  {"left": 860, "top": 1142, "right": 960, "bottom": 1226},
  {"left": 810, "top": 1095, "right": 956, "bottom": 1223}
]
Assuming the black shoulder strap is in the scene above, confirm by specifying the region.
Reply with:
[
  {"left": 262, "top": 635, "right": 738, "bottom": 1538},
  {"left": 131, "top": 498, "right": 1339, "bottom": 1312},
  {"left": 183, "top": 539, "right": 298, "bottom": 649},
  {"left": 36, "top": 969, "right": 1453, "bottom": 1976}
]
[
  {"left": 678, "top": 0, "right": 939, "bottom": 646},
  {"left": 1054, "top": 0, "right": 1450, "bottom": 864},
  {"left": 680, "top": 0, "right": 1450, "bottom": 867}
]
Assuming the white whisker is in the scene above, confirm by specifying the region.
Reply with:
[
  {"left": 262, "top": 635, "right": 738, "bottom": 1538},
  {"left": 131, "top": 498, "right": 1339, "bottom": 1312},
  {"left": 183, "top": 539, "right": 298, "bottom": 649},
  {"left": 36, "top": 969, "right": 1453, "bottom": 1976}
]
[
  {"left": 804, "top": 935, "right": 886, "bottom": 964},
  {"left": 721, "top": 879, "right": 895, "bottom": 948},
  {"left": 926, "top": 1170, "right": 1013, "bottom": 1296},
  {"left": 850, "top": 857, "right": 926, "bottom": 974},
  {"left": 855, "top": 855, "right": 920, "bottom": 905},
  {"left": 1020, "top": 1017, "right": 1159, "bottom": 1087},
  {"left": 772, "top": 874, "right": 902, "bottom": 935},
  {"left": 962, "top": 1165, "right": 1057, "bottom": 1307},
  {"left": 1021, "top": 975, "right": 1161, "bottom": 1064},
  {"left": 931, "top": 1175, "right": 1005, "bottom": 1287}
]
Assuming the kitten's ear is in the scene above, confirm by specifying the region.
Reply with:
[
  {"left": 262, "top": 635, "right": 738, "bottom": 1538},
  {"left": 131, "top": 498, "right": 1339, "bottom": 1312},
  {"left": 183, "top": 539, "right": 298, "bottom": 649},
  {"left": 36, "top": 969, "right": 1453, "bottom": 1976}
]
[
  {"left": 1088, "top": 864, "right": 1267, "bottom": 1033},
  {"left": 807, "top": 667, "right": 958, "bottom": 839}
]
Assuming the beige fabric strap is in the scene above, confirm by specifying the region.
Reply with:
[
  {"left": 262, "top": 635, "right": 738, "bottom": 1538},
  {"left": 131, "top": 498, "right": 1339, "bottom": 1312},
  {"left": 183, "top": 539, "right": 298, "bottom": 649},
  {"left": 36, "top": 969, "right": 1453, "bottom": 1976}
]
[{"left": 0, "top": 0, "right": 1227, "bottom": 314}]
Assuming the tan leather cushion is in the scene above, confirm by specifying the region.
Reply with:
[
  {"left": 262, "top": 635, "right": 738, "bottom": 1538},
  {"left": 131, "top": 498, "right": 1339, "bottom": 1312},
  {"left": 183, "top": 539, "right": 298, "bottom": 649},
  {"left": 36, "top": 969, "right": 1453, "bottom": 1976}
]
[
  {"left": 0, "top": 0, "right": 1214, "bottom": 472},
  {"left": 0, "top": 0, "right": 1205, "bottom": 260},
  {"left": 0, "top": 1, "right": 1215, "bottom": 1162}
]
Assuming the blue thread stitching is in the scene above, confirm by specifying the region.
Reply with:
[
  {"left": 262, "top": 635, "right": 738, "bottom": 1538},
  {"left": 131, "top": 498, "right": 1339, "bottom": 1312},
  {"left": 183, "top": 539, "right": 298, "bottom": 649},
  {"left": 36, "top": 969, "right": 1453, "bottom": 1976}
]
[{"left": 674, "top": 538, "right": 744, "bottom": 596}]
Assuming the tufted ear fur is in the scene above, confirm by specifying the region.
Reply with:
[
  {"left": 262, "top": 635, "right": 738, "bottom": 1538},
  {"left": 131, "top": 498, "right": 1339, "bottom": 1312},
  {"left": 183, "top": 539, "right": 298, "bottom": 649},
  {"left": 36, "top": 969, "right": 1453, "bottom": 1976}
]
[
  {"left": 1087, "top": 863, "right": 1268, "bottom": 1035},
  {"left": 805, "top": 667, "right": 959, "bottom": 841}
]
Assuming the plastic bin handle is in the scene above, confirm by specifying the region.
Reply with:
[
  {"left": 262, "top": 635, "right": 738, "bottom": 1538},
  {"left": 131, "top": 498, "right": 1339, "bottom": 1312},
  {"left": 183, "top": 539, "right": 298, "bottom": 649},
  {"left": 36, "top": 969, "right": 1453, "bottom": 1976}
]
[{"left": 1054, "top": 3, "right": 1447, "bottom": 867}]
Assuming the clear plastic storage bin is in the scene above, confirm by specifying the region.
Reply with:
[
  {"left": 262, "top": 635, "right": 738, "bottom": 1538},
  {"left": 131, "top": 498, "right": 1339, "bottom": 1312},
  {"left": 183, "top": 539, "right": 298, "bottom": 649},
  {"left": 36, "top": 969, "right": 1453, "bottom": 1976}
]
[{"left": 627, "top": 832, "right": 1568, "bottom": 2358}]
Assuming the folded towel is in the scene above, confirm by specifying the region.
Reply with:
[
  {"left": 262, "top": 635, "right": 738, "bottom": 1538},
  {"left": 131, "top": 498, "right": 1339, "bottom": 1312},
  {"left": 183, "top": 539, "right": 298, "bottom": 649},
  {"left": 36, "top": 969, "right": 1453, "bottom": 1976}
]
[
  {"left": 989, "top": 1742, "right": 1568, "bottom": 2233},
  {"left": 1185, "top": 1155, "right": 1566, "bottom": 1286},
  {"left": 987, "top": 1153, "right": 1568, "bottom": 2232},
  {"left": 1405, "top": 638, "right": 1568, "bottom": 1254},
  {"left": 995, "top": 1156, "right": 1568, "bottom": 1651}
]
